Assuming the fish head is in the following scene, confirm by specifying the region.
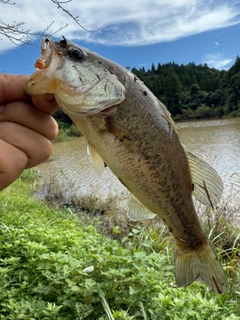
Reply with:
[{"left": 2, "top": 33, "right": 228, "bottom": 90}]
[{"left": 25, "top": 37, "right": 125, "bottom": 117}]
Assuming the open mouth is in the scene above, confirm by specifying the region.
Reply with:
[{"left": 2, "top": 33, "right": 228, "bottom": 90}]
[{"left": 34, "top": 37, "right": 55, "bottom": 70}]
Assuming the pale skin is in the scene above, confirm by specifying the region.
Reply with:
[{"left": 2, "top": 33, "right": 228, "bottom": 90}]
[{"left": 0, "top": 74, "right": 59, "bottom": 191}]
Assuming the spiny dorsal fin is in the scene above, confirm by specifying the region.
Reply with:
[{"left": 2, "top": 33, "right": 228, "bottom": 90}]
[
  {"left": 127, "top": 194, "right": 157, "bottom": 221},
  {"left": 87, "top": 142, "right": 105, "bottom": 177},
  {"left": 185, "top": 150, "right": 223, "bottom": 207}
]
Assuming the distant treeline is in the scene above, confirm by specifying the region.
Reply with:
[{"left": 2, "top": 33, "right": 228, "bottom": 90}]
[{"left": 54, "top": 55, "right": 240, "bottom": 126}]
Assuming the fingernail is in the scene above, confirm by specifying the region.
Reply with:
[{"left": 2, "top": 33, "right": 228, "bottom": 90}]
[{"left": 45, "top": 93, "right": 55, "bottom": 102}]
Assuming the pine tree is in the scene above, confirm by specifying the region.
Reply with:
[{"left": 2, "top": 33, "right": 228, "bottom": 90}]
[{"left": 151, "top": 63, "right": 156, "bottom": 73}]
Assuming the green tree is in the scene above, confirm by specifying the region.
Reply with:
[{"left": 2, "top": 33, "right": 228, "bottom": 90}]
[
  {"left": 190, "top": 84, "right": 200, "bottom": 95},
  {"left": 228, "top": 55, "right": 240, "bottom": 78},
  {"left": 150, "top": 78, "right": 162, "bottom": 97},
  {"left": 151, "top": 63, "right": 156, "bottom": 73},
  {"left": 195, "top": 104, "right": 214, "bottom": 118},
  {"left": 163, "top": 71, "right": 182, "bottom": 116}
]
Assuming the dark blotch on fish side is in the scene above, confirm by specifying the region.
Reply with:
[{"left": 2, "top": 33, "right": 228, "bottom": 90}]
[
  {"left": 140, "top": 90, "right": 148, "bottom": 96},
  {"left": 134, "top": 75, "right": 138, "bottom": 82},
  {"left": 123, "top": 135, "right": 132, "bottom": 141}
]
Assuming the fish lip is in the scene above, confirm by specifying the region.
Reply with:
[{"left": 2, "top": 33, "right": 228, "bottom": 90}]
[
  {"left": 34, "top": 37, "right": 56, "bottom": 69},
  {"left": 41, "top": 37, "right": 56, "bottom": 66},
  {"left": 41, "top": 37, "right": 54, "bottom": 53}
]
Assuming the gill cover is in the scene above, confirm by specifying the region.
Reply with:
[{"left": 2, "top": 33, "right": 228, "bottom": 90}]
[{"left": 25, "top": 37, "right": 126, "bottom": 118}]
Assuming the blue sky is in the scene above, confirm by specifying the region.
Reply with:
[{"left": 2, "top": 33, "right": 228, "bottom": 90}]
[{"left": 1, "top": 0, "right": 240, "bottom": 75}]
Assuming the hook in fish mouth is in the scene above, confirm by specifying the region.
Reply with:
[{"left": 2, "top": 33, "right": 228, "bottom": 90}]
[{"left": 34, "top": 37, "right": 56, "bottom": 70}]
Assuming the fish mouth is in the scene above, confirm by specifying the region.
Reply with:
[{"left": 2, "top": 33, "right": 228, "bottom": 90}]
[{"left": 34, "top": 37, "right": 56, "bottom": 70}]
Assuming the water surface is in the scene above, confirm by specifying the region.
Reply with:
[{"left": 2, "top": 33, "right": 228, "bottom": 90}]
[{"left": 37, "top": 118, "right": 240, "bottom": 205}]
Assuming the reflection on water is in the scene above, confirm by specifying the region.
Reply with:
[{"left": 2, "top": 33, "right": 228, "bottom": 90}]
[{"left": 37, "top": 118, "right": 240, "bottom": 204}]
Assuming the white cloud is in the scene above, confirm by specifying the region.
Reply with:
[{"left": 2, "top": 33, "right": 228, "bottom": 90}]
[
  {"left": 203, "top": 53, "right": 233, "bottom": 69},
  {"left": 1, "top": 0, "right": 240, "bottom": 52},
  {"left": 215, "top": 41, "right": 220, "bottom": 45}
]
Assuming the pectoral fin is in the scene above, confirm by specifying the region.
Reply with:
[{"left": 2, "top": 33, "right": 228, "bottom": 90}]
[
  {"left": 127, "top": 194, "right": 157, "bottom": 221},
  {"left": 87, "top": 142, "right": 105, "bottom": 177},
  {"left": 185, "top": 150, "right": 223, "bottom": 207},
  {"left": 105, "top": 118, "right": 139, "bottom": 153}
]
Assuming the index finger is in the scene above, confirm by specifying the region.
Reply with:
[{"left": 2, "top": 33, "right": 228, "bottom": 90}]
[{"left": 0, "top": 74, "right": 29, "bottom": 103}]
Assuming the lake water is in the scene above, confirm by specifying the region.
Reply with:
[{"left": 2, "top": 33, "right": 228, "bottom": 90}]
[{"left": 36, "top": 118, "right": 240, "bottom": 207}]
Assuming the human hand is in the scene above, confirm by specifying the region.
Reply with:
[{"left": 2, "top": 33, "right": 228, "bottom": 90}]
[{"left": 0, "top": 74, "right": 59, "bottom": 191}]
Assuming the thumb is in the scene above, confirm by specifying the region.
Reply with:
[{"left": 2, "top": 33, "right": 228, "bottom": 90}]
[{"left": 31, "top": 93, "right": 59, "bottom": 115}]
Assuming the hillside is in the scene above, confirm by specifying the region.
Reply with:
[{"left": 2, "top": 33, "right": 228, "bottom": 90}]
[{"left": 132, "top": 56, "right": 240, "bottom": 120}]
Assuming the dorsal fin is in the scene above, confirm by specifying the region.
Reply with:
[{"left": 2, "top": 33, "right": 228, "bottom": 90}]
[
  {"left": 87, "top": 142, "right": 105, "bottom": 177},
  {"left": 185, "top": 150, "right": 223, "bottom": 207},
  {"left": 127, "top": 194, "right": 157, "bottom": 221}
]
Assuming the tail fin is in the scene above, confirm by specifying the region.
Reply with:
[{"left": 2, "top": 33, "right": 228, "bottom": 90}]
[{"left": 175, "top": 240, "right": 229, "bottom": 293}]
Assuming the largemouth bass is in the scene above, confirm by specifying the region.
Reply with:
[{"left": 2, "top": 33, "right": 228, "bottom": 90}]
[{"left": 25, "top": 37, "right": 229, "bottom": 293}]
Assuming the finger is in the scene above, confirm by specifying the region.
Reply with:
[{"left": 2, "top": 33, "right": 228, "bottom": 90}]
[
  {"left": 31, "top": 93, "right": 59, "bottom": 114},
  {"left": 0, "top": 74, "right": 29, "bottom": 103},
  {"left": 0, "top": 101, "right": 58, "bottom": 141},
  {"left": 0, "top": 122, "right": 53, "bottom": 168},
  {"left": 0, "top": 140, "right": 28, "bottom": 191}
]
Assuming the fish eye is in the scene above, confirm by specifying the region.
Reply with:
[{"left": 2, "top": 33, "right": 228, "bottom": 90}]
[{"left": 68, "top": 48, "right": 85, "bottom": 61}]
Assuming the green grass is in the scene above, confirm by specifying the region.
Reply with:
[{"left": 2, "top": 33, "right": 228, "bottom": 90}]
[
  {"left": 53, "top": 123, "right": 82, "bottom": 143},
  {"left": 0, "top": 169, "right": 239, "bottom": 319}
]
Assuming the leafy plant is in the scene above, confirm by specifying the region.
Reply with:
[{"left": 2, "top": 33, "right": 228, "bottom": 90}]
[{"left": 0, "top": 170, "right": 239, "bottom": 319}]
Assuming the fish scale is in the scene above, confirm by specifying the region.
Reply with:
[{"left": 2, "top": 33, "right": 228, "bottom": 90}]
[{"left": 25, "top": 37, "right": 229, "bottom": 293}]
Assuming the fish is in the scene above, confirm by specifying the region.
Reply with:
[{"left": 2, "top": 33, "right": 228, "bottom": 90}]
[{"left": 25, "top": 37, "right": 229, "bottom": 293}]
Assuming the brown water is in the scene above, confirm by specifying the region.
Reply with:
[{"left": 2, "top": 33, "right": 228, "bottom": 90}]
[{"left": 36, "top": 118, "right": 240, "bottom": 204}]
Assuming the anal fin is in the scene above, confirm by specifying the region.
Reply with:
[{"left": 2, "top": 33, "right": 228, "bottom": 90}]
[{"left": 127, "top": 194, "right": 157, "bottom": 221}]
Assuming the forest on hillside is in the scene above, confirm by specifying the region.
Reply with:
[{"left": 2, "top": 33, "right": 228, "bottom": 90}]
[
  {"left": 131, "top": 55, "right": 240, "bottom": 120},
  {"left": 54, "top": 55, "right": 240, "bottom": 126}
]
